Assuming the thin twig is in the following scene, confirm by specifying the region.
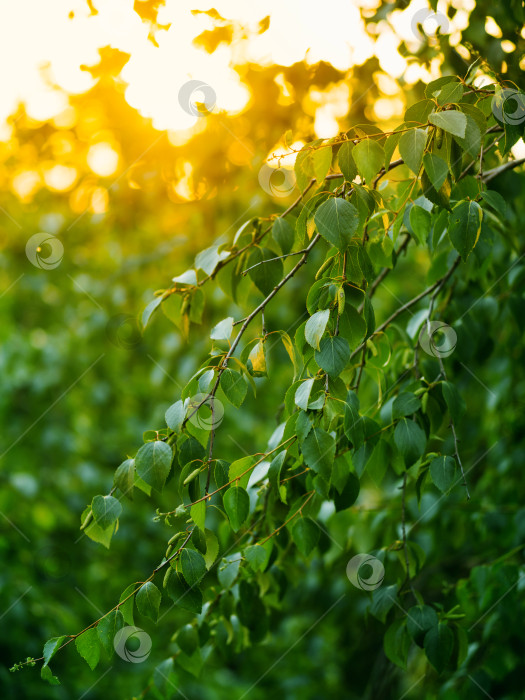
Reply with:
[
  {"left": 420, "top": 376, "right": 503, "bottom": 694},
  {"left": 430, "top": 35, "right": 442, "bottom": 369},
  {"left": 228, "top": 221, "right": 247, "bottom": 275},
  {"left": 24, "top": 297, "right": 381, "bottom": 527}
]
[
  {"left": 182, "top": 235, "right": 321, "bottom": 428},
  {"left": 481, "top": 156, "right": 525, "bottom": 183},
  {"left": 241, "top": 249, "right": 309, "bottom": 275}
]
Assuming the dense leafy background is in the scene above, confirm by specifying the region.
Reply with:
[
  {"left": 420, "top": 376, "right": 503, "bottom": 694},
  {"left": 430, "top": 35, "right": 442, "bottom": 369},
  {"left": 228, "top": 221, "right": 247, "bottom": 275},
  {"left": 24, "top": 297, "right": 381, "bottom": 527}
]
[{"left": 2, "top": 1, "right": 525, "bottom": 698}]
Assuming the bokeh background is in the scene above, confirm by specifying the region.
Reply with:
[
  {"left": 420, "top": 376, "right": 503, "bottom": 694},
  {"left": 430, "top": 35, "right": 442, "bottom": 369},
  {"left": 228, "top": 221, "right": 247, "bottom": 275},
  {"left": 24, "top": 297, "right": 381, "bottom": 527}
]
[{"left": 1, "top": 1, "right": 525, "bottom": 698}]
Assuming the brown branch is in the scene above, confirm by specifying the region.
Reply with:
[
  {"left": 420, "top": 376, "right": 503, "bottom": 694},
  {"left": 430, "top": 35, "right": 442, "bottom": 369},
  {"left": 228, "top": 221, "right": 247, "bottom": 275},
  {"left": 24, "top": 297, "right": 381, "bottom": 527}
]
[
  {"left": 350, "top": 257, "right": 461, "bottom": 362},
  {"left": 182, "top": 234, "right": 321, "bottom": 428},
  {"left": 481, "top": 156, "right": 525, "bottom": 183}
]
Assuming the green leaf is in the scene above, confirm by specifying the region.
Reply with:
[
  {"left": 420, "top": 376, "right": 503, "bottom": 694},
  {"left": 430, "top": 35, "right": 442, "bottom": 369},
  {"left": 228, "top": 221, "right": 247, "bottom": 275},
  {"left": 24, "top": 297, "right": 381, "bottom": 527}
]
[
  {"left": 453, "top": 115, "right": 481, "bottom": 158},
  {"left": 172, "top": 269, "right": 198, "bottom": 286},
  {"left": 294, "top": 140, "right": 321, "bottom": 191},
  {"left": 344, "top": 392, "right": 364, "bottom": 449},
  {"left": 333, "top": 473, "right": 360, "bottom": 511},
  {"left": 392, "top": 392, "right": 421, "bottom": 420},
  {"left": 384, "top": 619, "right": 411, "bottom": 670},
  {"left": 247, "top": 340, "right": 267, "bottom": 377},
  {"left": 278, "top": 330, "right": 301, "bottom": 380},
  {"left": 180, "top": 548, "right": 207, "bottom": 586},
  {"left": 190, "top": 500, "right": 206, "bottom": 530},
  {"left": 338, "top": 141, "right": 357, "bottom": 182},
  {"left": 204, "top": 528, "right": 219, "bottom": 569},
  {"left": 407, "top": 605, "right": 439, "bottom": 647},
  {"left": 118, "top": 583, "right": 136, "bottom": 625},
  {"left": 409, "top": 205, "right": 431, "bottom": 245},
  {"left": 217, "top": 555, "right": 241, "bottom": 588},
  {"left": 245, "top": 543, "right": 271, "bottom": 572},
  {"left": 223, "top": 486, "right": 250, "bottom": 531},
  {"left": 154, "top": 658, "right": 177, "bottom": 694},
  {"left": 338, "top": 304, "right": 367, "bottom": 349},
  {"left": 220, "top": 368, "right": 247, "bottom": 407},
  {"left": 210, "top": 316, "right": 234, "bottom": 340},
  {"left": 268, "top": 451, "right": 287, "bottom": 499},
  {"left": 295, "top": 378, "right": 315, "bottom": 410},
  {"left": 421, "top": 169, "right": 451, "bottom": 211},
  {"left": 248, "top": 247, "right": 283, "bottom": 296},
  {"left": 353, "top": 138, "right": 385, "bottom": 184},
  {"left": 75, "top": 628, "right": 100, "bottom": 671},
  {"left": 296, "top": 410, "right": 313, "bottom": 444},
  {"left": 422, "top": 152, "right": 448, "bottom": 192},
  {"left": 313, "top": 145, "right": 332, "bottom": 182},
  {"left": 136, "top": 582, "right": 161, "bottom": 623},
  {"left": 165, "top": 400, "right": 186, "bottom": 432},
  {"left": 142, "top": 296, "right": 162, "bottom": 329},
  {"left": 430, "top": 456, "right": 457, "bottom": 494},
  {"left": 394, "top": 418, "right": 426, "bottom": 466},
  {"left": 43, "top": 636, "right": 66, "bottom": 667},
  {"left": 176, "top": 624, "right": 199, "bottom": 655},
  {"left": 424, "top": 622, "right": 455, "bottom": 673},
  {"left": 292, "top": 517, "right": 320, "bottom": 556},
  {"left": 442, "top": 381, "right": 466, "bottom": 422},
  {"left": 166, "top": 572, "right": 202, "bottom": 613},
  {"left": 370, "top": 583, "right": 398, "bottom": 623},
  {"left": 195, "top": 245, "right": 230, "bottom": 275},
  {"left": 228, "top": 455, "right": 257, "bottom": 489},
  {"left": 448, "top": 199, "right": 483, "bottom": 261},
  {"left": 315, "top": 336, "right": 350, "bottom": 377},
  {"left": 92, "top": 495, "right": 122, "bottom": 530},
  {"left": 480, "top": 190, "right": 506, "bottom": 218},
  {"left": 114, "top": 458, "right": 135, "bottom": 500},
  {"left": 428, "top": 110, "right": 467, "bottom": 138},
  {"left": 305, "top": 309, "right": 330, "bottom": 350},
  {"left": 135, "top": 441, "right": 172, "bottom": 492},
  {"left": 41, "top": 665, "right": 60, "bottom": 685},
  {"left": 405, "top": 99, "right": 434, "bottom": 123},
  {"left": 83, "top": 509, "right": 115, "bottom": 549},
  {"left": 301, "top": 427, "right": 335, "bottom": 481},
  {"left": 97, "top": 610, "right": 124, "bottom": 656},
  {"left": 272, "top": 217, "right": 294, "bottom": 255},
  {"left": 436, "top": 81, "right": 464, "bottom": 105},
  {"left": 399, "top": 128, "right": 426, "bottom": 174},
  {"left": 314, "top": 198, "right": 359, "bottom": 252}
]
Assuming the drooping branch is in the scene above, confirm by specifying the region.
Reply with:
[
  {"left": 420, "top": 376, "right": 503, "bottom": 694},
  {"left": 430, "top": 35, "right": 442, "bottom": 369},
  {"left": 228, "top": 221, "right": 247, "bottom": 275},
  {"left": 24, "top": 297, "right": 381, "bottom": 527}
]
[
  {"left": 183, "top": 233, "right": 322, "bottom": 428},
  {"left": 349, "top": 256, "right": 461, "bottom": 362}
]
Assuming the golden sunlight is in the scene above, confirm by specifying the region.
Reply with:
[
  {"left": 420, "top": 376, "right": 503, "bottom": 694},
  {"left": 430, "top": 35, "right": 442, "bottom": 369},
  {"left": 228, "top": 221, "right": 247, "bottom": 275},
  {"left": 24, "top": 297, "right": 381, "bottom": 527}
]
[{"left": 0, "top": 0, "right": 476, "bottom": 144}]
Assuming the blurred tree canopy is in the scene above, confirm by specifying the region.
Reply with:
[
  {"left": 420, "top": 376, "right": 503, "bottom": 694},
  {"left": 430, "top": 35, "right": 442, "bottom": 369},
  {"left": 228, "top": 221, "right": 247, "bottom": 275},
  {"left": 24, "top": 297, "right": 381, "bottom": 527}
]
[{"left": 2, "top": 1, "right": 525, "bottom": 698}]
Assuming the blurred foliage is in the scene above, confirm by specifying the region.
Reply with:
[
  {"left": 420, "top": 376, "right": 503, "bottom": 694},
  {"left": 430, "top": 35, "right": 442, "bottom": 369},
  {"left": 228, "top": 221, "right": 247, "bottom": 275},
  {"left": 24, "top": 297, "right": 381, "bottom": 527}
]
[{"left": 1, "top": 1, "right": 525, "bottom": 699}]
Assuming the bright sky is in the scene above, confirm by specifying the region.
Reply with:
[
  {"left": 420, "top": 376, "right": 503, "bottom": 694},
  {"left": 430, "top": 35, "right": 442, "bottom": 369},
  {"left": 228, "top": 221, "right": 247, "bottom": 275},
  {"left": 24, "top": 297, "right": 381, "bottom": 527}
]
[{"left": 0, "top": 0, "right": 477, "bottom": 137}]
